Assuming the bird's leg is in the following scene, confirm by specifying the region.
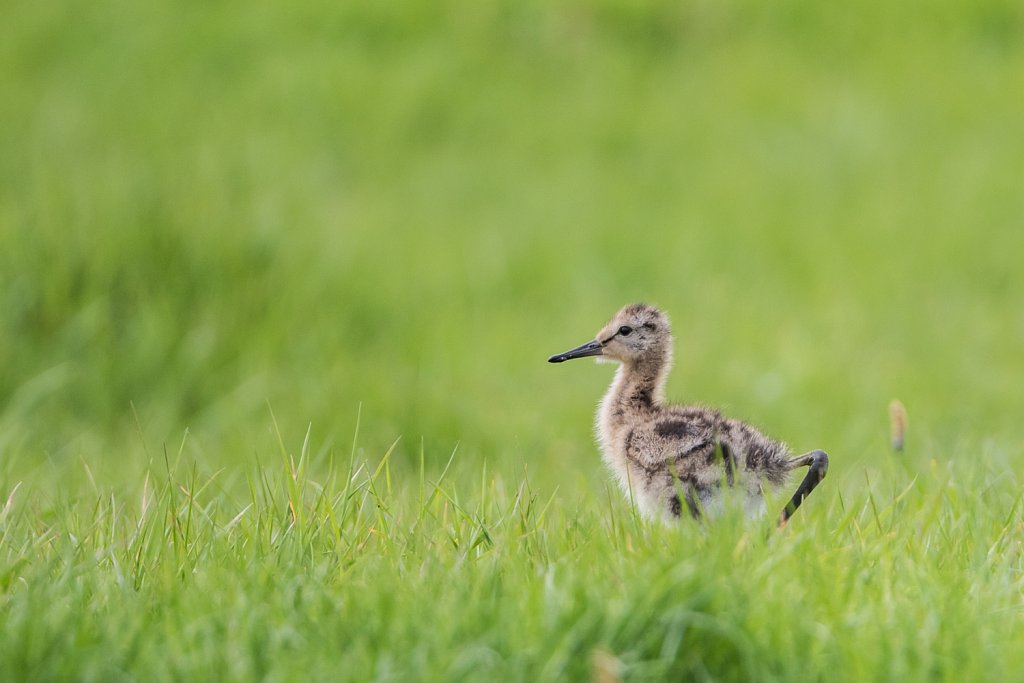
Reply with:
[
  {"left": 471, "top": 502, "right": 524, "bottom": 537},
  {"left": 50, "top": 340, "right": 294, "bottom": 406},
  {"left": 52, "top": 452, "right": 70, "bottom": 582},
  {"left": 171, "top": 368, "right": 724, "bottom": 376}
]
[{"left": 778, "top": 450, "right": 829, "bottom": 527}]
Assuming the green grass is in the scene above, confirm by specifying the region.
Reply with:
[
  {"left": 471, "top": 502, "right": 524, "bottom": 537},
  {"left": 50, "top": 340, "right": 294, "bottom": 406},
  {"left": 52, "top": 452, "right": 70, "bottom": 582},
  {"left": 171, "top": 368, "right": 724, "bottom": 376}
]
[
  {"left": 2, "top": 431, "right": 1022, "bottom": 681},
  {"left": 2, "top": 0, "right": 1024, "bottom": 679}
]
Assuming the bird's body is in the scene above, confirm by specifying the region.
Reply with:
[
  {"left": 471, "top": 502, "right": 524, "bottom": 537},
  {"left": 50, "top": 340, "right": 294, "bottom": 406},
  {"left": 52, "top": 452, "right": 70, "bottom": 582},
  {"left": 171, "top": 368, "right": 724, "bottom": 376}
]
[{"left": 549, "top": 303, "right": 828, "bottom": 524}]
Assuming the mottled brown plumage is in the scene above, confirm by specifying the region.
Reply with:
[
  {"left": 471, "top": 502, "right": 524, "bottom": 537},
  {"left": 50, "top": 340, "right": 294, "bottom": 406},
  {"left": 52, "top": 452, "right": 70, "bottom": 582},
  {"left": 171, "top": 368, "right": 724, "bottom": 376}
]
[{"left": 549, "top": 303, "right": 828, "bottom": 524}]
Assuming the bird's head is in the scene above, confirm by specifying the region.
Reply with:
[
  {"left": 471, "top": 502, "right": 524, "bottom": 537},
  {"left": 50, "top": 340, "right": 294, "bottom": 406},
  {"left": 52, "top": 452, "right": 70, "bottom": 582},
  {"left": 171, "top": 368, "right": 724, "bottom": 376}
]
[{"left": 548, "top": 303, "right": 672, "bottom": 365}]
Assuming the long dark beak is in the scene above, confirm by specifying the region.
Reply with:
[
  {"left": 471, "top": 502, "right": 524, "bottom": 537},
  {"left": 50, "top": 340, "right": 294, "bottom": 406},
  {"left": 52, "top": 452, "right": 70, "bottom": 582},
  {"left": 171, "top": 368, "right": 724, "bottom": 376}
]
[{"left": 548, "top": 339, "right": 603, "bottom": 363}]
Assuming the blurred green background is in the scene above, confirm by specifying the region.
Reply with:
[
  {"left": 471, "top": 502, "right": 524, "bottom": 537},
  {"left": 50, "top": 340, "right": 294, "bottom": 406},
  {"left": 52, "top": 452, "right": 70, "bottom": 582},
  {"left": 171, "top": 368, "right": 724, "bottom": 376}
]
[{"left": 2, "top": 0, "right": 1023, "bottom": 489}]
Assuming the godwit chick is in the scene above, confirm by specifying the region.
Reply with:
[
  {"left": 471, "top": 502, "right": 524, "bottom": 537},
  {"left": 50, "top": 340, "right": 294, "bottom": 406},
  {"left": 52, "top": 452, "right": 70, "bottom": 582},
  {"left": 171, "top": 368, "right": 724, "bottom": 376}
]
[{"left": 548, "top": 303, "right": 828, "bottom": 525}]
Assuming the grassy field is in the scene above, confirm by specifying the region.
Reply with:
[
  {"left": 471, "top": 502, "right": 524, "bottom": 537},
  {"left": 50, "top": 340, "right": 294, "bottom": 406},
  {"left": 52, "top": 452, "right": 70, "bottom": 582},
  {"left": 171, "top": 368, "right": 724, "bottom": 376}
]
[{"left": 2, "top": 0, "right": 1024, "bottom": 680}]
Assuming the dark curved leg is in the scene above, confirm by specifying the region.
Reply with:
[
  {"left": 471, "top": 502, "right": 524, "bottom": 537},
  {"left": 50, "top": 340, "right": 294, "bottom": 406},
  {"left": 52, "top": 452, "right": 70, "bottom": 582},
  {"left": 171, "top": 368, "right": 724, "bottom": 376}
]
[{"left": 778, "top": 450, "right": 829, "bottom": 527}]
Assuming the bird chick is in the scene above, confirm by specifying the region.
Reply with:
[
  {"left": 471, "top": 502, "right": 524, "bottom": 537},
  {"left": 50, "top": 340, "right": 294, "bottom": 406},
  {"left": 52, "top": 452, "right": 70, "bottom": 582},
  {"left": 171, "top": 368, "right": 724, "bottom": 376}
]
[{"left": 549, "top": 303, "right": 828, "bottom": 525}]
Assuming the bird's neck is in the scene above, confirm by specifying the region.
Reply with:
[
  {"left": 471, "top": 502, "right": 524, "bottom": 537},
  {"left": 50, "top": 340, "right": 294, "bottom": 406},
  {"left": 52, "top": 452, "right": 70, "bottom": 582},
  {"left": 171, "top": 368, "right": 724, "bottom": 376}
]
[{"left": 605, "top": 348, "right": 672, "bottom": 419}]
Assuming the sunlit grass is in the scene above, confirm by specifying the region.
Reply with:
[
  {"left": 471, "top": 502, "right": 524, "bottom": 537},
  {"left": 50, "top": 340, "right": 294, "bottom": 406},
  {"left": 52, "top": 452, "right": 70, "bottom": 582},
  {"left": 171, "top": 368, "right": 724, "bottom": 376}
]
[{"left": 1, "top": 417, "right": 1022, "bottom": 680}]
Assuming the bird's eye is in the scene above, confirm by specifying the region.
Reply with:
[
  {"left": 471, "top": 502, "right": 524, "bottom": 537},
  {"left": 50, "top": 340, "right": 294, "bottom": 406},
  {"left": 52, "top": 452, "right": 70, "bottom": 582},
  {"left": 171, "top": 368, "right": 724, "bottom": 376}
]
[{"left": 618, "top": 326, "right": 633, "bottom": 337}]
